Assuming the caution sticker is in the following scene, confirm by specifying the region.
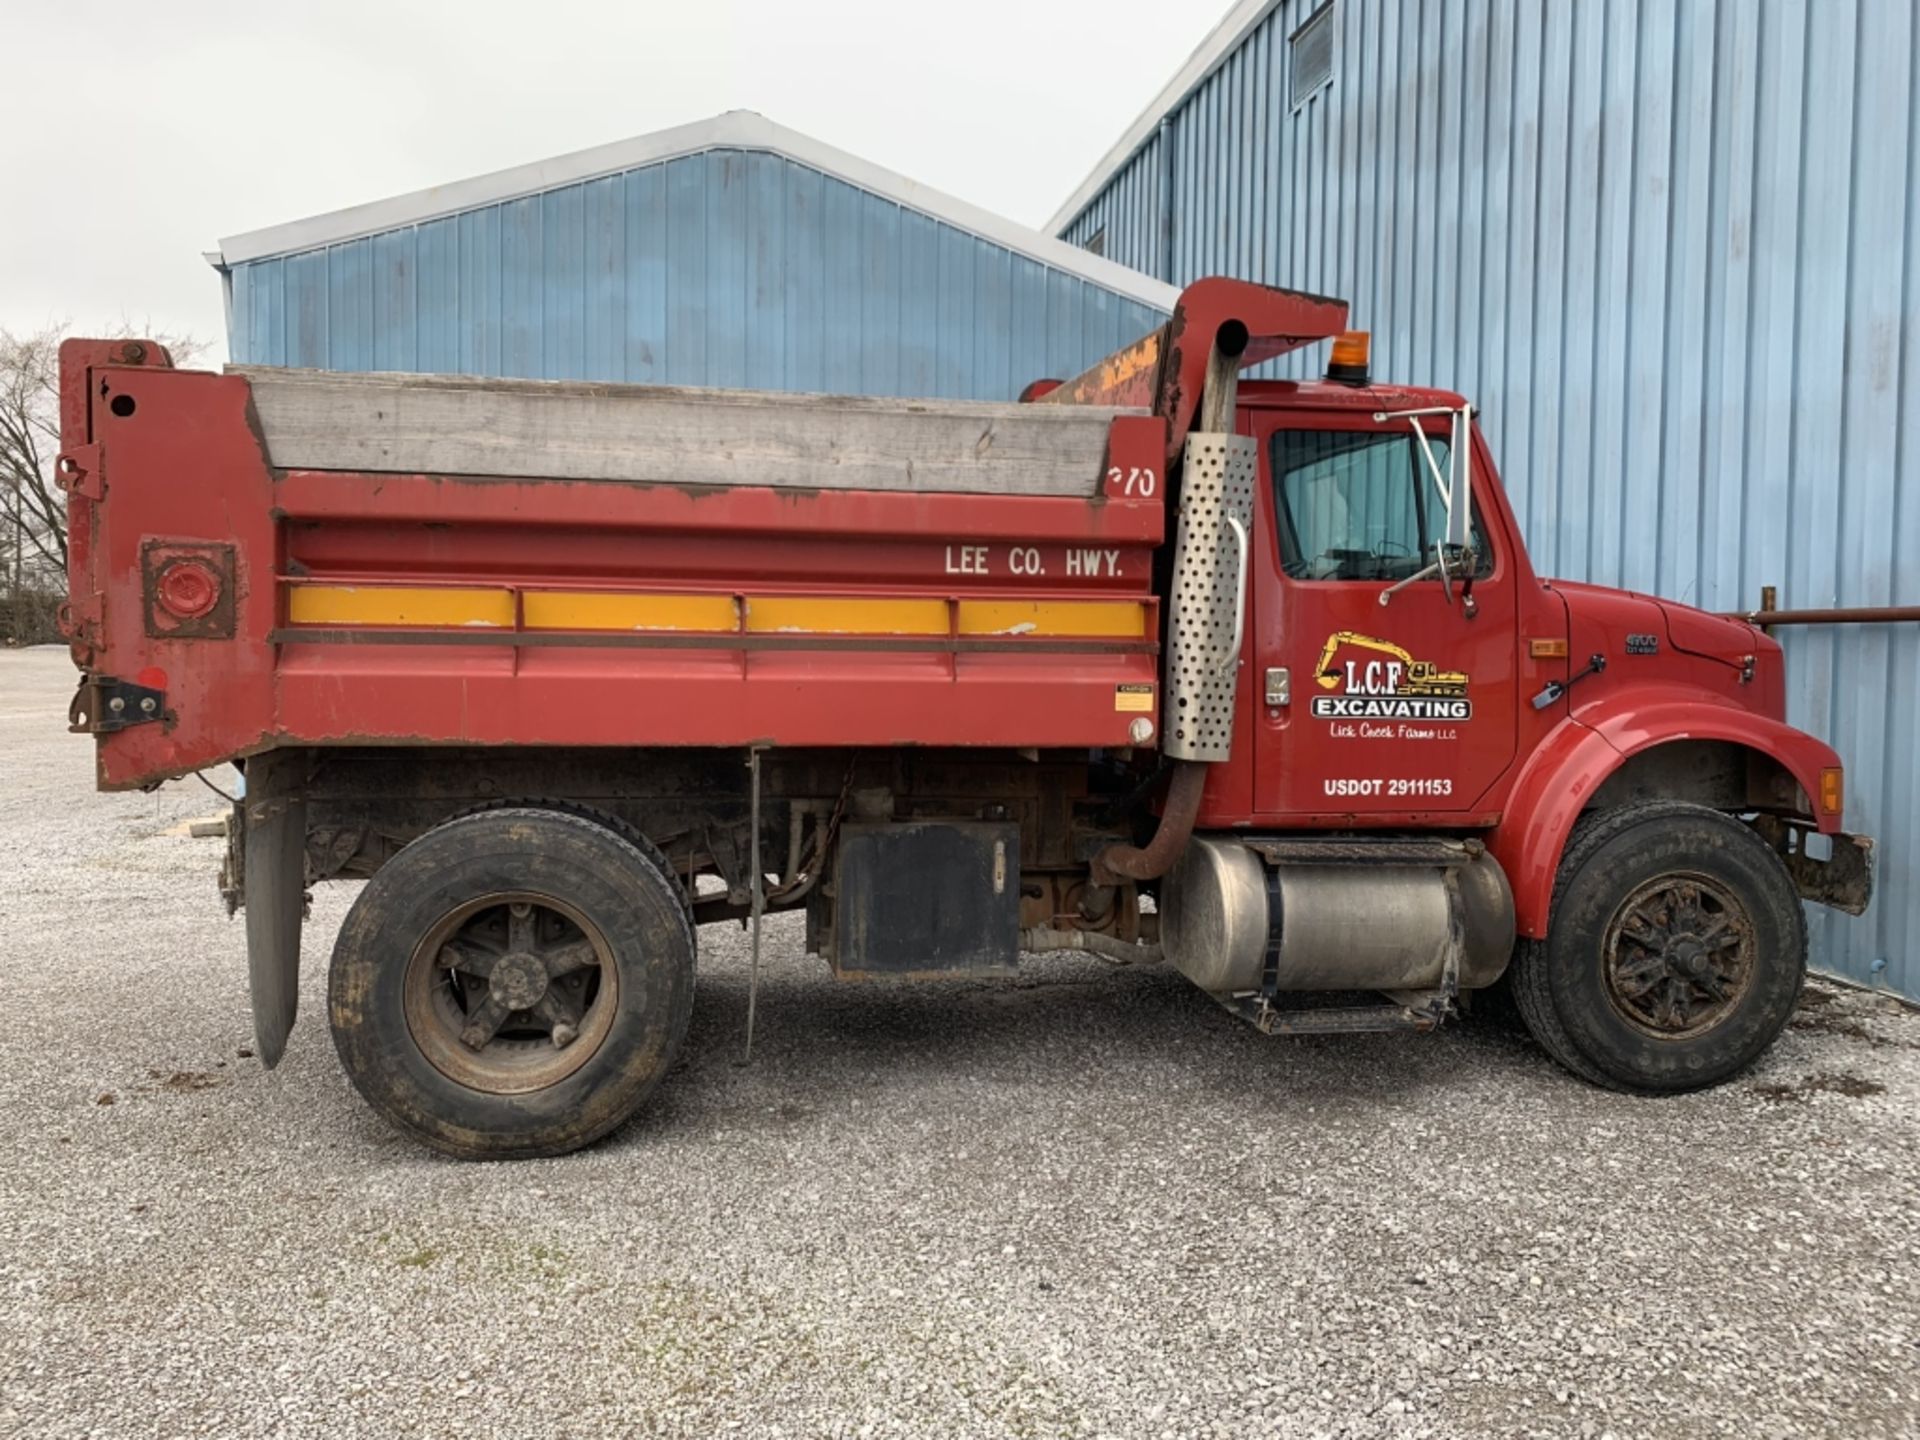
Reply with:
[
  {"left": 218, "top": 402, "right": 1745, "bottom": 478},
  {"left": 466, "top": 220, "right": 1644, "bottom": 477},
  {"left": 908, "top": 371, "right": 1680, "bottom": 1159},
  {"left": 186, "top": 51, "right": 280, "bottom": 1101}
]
[{"left": 1114, "top": 683, "right": 1154, "bottom": 713}]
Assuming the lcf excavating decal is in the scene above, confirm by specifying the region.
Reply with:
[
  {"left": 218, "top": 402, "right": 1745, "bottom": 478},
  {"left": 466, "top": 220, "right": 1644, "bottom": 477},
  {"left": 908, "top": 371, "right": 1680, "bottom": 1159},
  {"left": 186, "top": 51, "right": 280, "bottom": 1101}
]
[{"left": 1312, "top": 632, "right": 1472, "bottom": 721}]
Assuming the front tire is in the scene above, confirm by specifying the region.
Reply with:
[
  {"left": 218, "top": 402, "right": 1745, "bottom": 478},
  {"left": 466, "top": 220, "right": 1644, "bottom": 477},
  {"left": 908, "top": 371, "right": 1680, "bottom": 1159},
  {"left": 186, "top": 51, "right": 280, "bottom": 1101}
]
[
  {"left": 328, "top": 808, "right": 695, "bottom": 1159},
  {"left": 1512, "top": 801, "right": 1806, "bottom": 1093}
]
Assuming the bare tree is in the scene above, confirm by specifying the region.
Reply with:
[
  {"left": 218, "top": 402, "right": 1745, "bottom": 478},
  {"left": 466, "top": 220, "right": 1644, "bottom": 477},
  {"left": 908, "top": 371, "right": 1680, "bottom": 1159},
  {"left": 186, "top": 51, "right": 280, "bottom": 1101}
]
[{"left": 1, "top": 323, "right": 202, "bottom": 643}]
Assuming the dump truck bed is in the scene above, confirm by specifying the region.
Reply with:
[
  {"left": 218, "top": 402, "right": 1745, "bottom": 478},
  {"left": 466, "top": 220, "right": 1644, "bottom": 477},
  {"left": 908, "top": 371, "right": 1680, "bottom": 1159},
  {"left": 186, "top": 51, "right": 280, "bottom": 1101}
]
[{"left": 62, "top": 351, "right": 1168, "bottom": 787}]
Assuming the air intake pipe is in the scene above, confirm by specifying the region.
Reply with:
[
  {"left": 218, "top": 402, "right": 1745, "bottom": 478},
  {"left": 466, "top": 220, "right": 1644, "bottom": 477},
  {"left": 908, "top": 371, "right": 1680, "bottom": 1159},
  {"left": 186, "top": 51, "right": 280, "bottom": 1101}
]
[{"left": 1093, "top": 321, "right": 1252, "bottom": 886}]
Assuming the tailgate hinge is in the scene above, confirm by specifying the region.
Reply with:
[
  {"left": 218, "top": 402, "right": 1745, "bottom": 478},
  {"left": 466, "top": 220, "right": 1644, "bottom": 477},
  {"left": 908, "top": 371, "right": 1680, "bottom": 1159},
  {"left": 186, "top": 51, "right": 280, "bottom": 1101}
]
[
  {"left": 69, "top": 674, "right": 168, "bottom": 734},
  {"left": 56, "top": 443, "right": 105, "bottom": 502},
  {"left": 59, "top": 594, "right": 104, "bottom": 654}
]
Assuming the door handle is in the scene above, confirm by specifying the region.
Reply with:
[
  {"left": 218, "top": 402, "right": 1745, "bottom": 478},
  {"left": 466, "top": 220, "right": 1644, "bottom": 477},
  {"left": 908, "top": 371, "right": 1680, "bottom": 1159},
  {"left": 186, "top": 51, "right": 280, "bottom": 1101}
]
[{"left": 1220, "top": 513, "right": 1250, "bottom": 674}]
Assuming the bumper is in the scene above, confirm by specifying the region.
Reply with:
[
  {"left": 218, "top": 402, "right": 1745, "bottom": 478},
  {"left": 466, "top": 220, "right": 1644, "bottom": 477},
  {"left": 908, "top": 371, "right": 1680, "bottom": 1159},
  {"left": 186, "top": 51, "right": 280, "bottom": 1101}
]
[{"left": 1753, "top": 817, "right": 1875, "bottom": 916}]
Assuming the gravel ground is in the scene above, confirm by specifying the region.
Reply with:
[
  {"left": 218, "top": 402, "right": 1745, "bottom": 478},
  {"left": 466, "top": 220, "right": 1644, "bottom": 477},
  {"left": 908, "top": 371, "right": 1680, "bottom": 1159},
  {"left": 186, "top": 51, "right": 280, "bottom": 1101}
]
[{"left": 2, "top": 645, "right": 1917, "bottom": 1440}]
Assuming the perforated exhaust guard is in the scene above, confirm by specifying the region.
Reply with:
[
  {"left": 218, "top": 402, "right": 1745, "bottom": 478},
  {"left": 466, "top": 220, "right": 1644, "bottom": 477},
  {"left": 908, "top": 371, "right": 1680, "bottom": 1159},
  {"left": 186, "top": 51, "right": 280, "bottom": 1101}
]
[{"left": 1161, "top": 430, "right": 1259, "bottom": 762}]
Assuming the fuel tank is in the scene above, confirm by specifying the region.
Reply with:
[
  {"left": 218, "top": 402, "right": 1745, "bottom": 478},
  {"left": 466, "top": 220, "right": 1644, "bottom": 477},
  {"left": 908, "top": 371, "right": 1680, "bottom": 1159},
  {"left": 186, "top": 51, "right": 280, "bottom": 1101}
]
[{"left": 1160, "top": 836, "right": 1515, "bottom": 994}]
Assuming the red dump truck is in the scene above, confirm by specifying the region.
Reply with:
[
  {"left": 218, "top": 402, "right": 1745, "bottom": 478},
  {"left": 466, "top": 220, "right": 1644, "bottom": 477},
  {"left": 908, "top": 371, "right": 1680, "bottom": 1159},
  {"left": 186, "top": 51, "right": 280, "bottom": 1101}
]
[{"left": 58, "top": 279, "right": 1872, "bottom": 1158}]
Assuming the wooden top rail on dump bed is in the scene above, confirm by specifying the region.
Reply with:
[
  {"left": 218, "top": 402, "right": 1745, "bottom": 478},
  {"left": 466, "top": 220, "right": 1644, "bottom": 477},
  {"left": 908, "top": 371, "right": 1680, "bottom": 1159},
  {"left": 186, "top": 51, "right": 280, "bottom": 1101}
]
[{"left": 234, "top": 367, "right": 1136, "bottom": 495}]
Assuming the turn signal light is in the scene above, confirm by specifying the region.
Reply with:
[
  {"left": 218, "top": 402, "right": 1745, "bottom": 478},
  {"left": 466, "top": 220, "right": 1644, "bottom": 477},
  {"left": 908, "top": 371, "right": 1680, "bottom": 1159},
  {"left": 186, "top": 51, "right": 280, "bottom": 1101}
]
[
  {"left": 1818, "top": 767, "right": 1844, "bottom": 816},
  {"left": 1529, "top": 638, "right": 1570, "bottom": 659},
  {"left": 1327, "top": 331, "right": 1371, "bottom": 386}
]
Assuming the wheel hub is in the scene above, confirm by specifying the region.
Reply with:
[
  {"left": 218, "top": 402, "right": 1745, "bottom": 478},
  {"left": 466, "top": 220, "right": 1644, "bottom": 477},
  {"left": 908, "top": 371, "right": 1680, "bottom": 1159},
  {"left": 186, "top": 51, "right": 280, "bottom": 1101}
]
[
  {"left": 405, "top": 891, "right": 619, "bottom": 1094},
  {"left": 1602, "top": 872, "right": 1755, "bottom": 1039},
  {"left": 488, "top": 951, "right": 549, "bottom": 1011}
]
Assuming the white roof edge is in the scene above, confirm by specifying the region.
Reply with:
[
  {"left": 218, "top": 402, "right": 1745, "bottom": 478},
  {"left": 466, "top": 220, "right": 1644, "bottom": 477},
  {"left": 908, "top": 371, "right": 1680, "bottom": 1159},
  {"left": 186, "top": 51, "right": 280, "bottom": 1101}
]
[
  {"left": 1044, "top": 0, "right": 1283, "bottom": 236},
  {"left": 212, "top": 109, "right": 1179, "bottom": 313}
]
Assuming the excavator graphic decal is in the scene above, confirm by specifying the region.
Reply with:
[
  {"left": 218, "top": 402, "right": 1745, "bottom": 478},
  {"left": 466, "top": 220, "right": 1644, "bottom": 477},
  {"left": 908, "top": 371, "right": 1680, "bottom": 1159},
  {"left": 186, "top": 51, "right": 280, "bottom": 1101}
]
[{"left": 1311, "top": 632, "right": 1473, "bottom": 721}]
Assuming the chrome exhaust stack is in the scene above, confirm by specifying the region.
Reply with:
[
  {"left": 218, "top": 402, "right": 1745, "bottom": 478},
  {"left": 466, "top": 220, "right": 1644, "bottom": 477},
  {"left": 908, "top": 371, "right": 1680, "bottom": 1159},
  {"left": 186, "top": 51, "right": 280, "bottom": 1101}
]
[{"left": 1093, "top": 323, "right": 1259, "bottom": 886}]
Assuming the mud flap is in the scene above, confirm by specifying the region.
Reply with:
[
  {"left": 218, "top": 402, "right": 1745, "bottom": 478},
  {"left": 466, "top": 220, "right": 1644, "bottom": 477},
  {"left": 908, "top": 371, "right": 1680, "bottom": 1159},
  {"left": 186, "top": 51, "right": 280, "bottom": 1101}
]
[{"left": 244, "top": 791, "right": 306, "bottom": 1067}]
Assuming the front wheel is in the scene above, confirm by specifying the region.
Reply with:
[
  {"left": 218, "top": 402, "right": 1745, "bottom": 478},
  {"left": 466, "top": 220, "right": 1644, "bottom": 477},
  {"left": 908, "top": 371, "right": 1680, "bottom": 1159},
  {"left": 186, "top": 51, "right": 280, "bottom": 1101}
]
[
  {"left": 1512, "top": 801, "right": 1806, "bottom": 1093},
  {"left": 328, "top": 808, "right": 695, "bottom": 1158}
]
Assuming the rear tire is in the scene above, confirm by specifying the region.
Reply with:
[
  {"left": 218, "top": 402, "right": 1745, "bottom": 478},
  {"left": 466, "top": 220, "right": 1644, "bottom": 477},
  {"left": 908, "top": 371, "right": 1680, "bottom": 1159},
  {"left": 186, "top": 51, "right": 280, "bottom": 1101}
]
[
  {"left": 449, "top": 797, "right": 697, "bottom": 933},
  {"left": 328, "top": 808, "right": 695, "bottom": 1159},
  {"left": 1512, "top": 801, "right": 1806, "bottom": 1093}
]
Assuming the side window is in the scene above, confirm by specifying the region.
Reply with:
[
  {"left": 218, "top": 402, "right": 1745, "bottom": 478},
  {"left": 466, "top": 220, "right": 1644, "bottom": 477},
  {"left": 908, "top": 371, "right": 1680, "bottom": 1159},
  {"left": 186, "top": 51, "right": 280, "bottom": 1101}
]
[{"left": 1272, "top": 429, "right": 1492, "bottom": 581}]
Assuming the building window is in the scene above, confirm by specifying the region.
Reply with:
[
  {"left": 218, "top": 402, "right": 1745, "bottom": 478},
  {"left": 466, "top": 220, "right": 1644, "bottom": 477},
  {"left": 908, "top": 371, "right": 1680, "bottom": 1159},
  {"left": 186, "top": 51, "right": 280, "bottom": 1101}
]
[
  {"left": 1083, "top": 227, "right": 1107, "bottom": 258},
  {"left": 1290, "top": 4, "right": 1335, "bottom": 109}
]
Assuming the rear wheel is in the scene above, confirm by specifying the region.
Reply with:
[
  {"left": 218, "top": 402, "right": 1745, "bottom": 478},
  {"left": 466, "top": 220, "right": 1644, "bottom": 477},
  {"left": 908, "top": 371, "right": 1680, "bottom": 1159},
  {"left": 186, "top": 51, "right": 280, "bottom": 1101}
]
[
  {"left": 1512, "top": 801, "right": 1806, "bottom": 1093},
  {"left": 328, "top": 808, "right": 694, "bottom": 1158},
  {"left": 449, "top": 797, "right": 696, "bottom": 933}
]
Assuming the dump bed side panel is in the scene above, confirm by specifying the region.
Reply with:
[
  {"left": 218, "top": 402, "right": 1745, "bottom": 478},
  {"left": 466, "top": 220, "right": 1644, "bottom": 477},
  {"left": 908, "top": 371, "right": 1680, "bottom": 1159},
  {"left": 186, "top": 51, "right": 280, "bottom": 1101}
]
[{"left": 63, "top": 358, "right": 1166, "bottom": 788}]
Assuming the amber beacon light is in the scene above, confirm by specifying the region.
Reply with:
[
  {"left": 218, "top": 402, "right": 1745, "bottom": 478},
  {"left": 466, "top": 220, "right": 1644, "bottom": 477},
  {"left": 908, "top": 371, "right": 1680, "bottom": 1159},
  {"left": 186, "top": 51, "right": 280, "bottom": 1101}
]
[{"left": 1326, "top": 331, "right": 1371, "bottom": 385}]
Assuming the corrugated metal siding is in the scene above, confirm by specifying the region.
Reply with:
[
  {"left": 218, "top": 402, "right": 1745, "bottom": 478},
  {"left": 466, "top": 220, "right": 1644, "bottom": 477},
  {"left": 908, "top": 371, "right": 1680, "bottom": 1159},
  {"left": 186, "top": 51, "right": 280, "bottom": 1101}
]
[
  {"left": 227, "top": 150, "right": 1167, "bottom": 402},
  {"left": 1063, "top": 0, "right": 1919, "bottom": 998}
]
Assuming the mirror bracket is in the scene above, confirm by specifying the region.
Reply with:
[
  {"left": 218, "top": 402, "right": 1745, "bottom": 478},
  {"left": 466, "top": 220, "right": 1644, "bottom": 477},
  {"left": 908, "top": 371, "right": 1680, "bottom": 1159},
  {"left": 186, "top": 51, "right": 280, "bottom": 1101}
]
[{"left": 1372, "top": 403, "right": 1479, "bottom": 611}]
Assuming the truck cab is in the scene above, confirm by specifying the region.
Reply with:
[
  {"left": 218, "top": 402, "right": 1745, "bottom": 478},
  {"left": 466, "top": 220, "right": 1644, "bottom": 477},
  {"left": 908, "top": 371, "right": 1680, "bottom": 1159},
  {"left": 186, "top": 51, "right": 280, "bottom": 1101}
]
[{"left": 1226, "top": 376, "right": 1530, "bottom": 827}]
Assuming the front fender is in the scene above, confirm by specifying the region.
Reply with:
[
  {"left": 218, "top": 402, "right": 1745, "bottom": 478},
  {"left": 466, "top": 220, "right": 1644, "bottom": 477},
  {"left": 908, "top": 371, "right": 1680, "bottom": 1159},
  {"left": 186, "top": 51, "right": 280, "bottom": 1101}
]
[
  {"left": 1486, "top": 716, "right": 1623, "bottom": 939},
  {"left": 1488, "top": 685, "right": 1843, "bottom": 939}
]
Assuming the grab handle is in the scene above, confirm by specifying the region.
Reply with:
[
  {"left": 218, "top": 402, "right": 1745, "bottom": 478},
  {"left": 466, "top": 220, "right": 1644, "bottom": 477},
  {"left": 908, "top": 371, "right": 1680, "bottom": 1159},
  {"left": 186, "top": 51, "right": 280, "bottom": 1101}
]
[{"left": 1220, "top": 513, "right": 1250, "bottom": 674}]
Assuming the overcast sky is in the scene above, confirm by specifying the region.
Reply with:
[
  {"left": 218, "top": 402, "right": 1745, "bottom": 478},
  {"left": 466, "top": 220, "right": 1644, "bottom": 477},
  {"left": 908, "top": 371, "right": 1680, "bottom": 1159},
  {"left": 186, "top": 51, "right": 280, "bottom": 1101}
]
[{"left": 4, "top": 0, "right": 1223, "bottom": 363}]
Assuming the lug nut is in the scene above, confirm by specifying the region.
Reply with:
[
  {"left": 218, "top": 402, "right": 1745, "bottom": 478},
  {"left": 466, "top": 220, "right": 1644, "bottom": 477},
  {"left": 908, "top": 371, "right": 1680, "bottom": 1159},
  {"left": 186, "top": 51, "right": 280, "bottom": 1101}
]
[{"left": 551, "top": 1023, "right": 578, "bottom": 1049}]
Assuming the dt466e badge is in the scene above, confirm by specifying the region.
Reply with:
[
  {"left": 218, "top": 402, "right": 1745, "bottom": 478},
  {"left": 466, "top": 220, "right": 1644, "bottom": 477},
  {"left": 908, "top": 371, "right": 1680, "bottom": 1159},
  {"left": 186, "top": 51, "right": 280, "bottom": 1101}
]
[{"left": 1312, "top": 632, "right": 1472, "bottom": 721}]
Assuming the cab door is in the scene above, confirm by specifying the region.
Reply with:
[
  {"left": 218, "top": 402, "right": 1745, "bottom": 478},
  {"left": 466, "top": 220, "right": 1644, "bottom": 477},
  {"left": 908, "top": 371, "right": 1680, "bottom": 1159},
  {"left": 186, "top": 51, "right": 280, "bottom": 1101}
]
[{"left": 1247, "top": 411, "right": 1519, "bottom": 821}]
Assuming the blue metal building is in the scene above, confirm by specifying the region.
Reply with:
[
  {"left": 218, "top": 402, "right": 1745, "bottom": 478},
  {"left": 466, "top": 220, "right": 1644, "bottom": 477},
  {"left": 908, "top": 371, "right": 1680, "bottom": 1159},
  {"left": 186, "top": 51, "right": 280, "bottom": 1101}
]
[
  {"left": 211, "top": 111, "right": 1174, "bottom": 400},
  {"left": 1052, "top": 0, "right": 1918, "bottom": 998}
]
